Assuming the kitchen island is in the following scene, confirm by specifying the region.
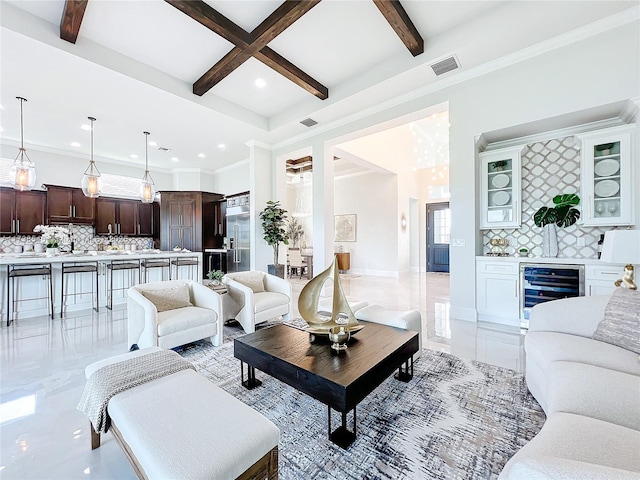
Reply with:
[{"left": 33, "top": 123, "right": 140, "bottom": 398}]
[{"left": 0, "top": 251, "right": 202, "bottom": 321}]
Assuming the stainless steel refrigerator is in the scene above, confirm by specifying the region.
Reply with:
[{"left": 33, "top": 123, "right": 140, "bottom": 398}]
[{"left": 226, "top": 195, "right": 250, "bottom": 273}]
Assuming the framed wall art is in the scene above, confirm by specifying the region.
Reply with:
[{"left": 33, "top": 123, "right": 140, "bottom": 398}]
[{"left": 334, "top": 214, "right": 357, "bottom": 242}]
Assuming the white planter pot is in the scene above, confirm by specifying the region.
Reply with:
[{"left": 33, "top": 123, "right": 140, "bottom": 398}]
[{"left": 542, "top": 224, "right": 558, "bottom": 258}]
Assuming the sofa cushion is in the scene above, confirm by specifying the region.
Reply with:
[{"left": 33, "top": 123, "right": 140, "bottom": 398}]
[
  {"left": 525, "top": 331, "right": 640, "bottom": 377},
  {"left": 157, "top": 306, "right": 217, "bottom": 336},
  {"left": 547, "top": 361, "right": 640, "bottom": 431},
  {"left": 254, "top": 292, "right": 289, "bottom": 314},
  {"left": 499, "top": 412, "right": 640, "bottom": 479},
  {"left": 141, "top": 283, "right": 192, "bottom": 312},
  {"left": 234, "top": 272, "right": 265, "bottom": 293},
  {"left": 593, "top": 288, "right": 640, "bottom": 355}
]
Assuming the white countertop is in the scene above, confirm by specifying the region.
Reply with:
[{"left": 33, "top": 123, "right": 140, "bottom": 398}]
[
  {"left": 476, "top": 255, "right": 619, "bottom": 266},
  {"left": 0, "top": 250, "right": 202, "bottom": 265}
]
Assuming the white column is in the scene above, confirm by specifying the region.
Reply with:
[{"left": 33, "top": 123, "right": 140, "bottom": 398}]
[
  {"left": 247, "top": 140, "right": 273, "bottom": 272},
  {"left": 311, "top": 141, "right": 334, "bottom": 274}
]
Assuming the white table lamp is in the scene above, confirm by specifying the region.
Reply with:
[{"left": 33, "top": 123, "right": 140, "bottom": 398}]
[{"left": 600, "top": 229, "right": 640, "bottom": 290}]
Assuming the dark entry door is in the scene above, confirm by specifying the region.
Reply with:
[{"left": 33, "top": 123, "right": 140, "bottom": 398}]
[{"left": 426, "top": 202, "right": 450, "bottom": 273}]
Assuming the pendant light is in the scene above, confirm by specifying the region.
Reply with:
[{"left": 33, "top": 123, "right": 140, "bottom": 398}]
[
  {"left": 10, "top": 97, "right": 36, "bottom": 191},
  {"left": 291, "top": 167, "right": 310, "bottom": 218},
  {"left": 81, "top": 117, "right": 102, "bottom": 198},
  {"left": 139, "top": 131, "right": 156, "bottom": 203}
]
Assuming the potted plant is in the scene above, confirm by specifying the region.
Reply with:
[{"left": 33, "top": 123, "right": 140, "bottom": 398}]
[
  {"left": 206, "top": 269, "right": 224, "bottom": 286},
  {"left": 287, "top": 217, "right": 304, "bottom": 249},
  {"left": 491, "top": 160, "right": 508, "bottom": 171},
  {"left": 533, "top": 193, "right": 580, "bottom": 257},
  {"left": 33, "top": 225, "right": 70, "bottom": 255},
  {"left": 259, "top": 200, "right": 290, "bottom": 278}
]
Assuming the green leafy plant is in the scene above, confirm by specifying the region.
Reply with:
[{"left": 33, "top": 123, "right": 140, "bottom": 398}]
[
  {"left": 491, "top": 160, "right": 508, "bottom": 170},
  {"left": 534, "top": 194, "right": 581, "bottom": 228},
  {"left": 259, "top": 200, "right": 290, "bottom": 266},
  {"left": 206, "top": 270, "right": 224, "bottom": 282},
  {"left": 287, "top": 218, "right": 304, "bottom": 248}
]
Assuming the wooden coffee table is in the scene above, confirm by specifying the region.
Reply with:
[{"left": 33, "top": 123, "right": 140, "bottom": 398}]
[{"left": 234, "top": 322, "right": 419, "bottom": 448}]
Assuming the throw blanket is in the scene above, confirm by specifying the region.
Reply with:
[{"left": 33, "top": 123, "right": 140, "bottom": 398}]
[{"left": 77, "top": 350, "right": 195, "bottom": 433}]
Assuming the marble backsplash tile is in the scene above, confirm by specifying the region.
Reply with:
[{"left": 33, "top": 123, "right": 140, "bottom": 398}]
[
  {"left": 0, "top": 225, "right": 154, "bottom": 252},
  {"left": 483, "top": 135, "right": 610, "bottom": 258}
]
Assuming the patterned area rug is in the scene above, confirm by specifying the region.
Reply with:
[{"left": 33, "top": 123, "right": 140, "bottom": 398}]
[{"left": 179, "top": 329, "right": 545, "bottom": 480}]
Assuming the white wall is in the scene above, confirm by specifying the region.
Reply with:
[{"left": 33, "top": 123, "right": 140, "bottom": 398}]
[
  {"left": 208, "top": 161, "right": 250, "bottom": 196},
  {"left": 270, "top": 22, "right": 640, "bottom": 321},
  {"left": 334, "top": 172, "right": 398, "bottom": 276}
]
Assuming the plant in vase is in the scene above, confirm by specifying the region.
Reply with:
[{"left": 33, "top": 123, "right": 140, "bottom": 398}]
[
  {"left": 286, "top": 217, "right": 304, "bottom": 249},
  {"left": 259, "top": 200, "right": 289, "bottom": 278},
  {"left": 206, "top": 269, "right": 224, "bottom": 286},
  {"left": 33, "top": 225, "right": 70, "bottom": 254},
  {"left": 533, "top": 193, "right": 580, "bottom": 257},
  {"left": 491, "top": 160, "right": 508, "bottom": 171}
]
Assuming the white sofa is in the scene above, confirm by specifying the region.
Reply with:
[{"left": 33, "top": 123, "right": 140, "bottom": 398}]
[
  {"left": 223, "top": 271, "right": 291, "bottom": 333},
  {"left": 127, "top": 280, "right": 223, "bottom": 350},
  {"left": 500, "top": 293, "right": 640, "bottom": 479}
]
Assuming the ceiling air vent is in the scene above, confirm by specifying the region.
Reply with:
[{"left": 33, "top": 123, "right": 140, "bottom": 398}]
[
  {"left": 300, "top": 118, "right": 318, "bottom": 127},
  {"left": 430, "top": 56, "right": 460, "bottom": 76}
]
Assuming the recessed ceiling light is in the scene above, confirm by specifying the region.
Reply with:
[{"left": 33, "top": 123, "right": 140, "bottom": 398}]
[
  {"left": 81, "top": 124, "right": 92, "bottom": 131},
  {"left": 254, "top": 78, "right": 266, "bottom": 88},
  {"left": 217, "top": 144, "right": 226, "bottom": 150},
  {"left": 197, "top": 153, "right": 205, "bottom": 158},
  {"left": 70, "top": 142, "right": 81, "bottom": 147},
  {"left": 148, "top": 141, "right": 157, "bottom": 147},
  {"left": 171, "top": 157, "right": 179, "bottom": 162},
  {"left": 130, "top": 154, "right": 138, "bottom": 159}
]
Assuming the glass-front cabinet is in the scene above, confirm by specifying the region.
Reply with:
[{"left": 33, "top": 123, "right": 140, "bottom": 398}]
[
  {"left": 479, "top": 146, "right": 523, "bottom": 229},
  {"left": 577, "top": 124, "right": 635, "bottom": 226}
]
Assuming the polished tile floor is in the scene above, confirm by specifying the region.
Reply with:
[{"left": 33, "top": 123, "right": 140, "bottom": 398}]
[{"left": 0, "top": 272, "right": 525, "bottom": 479}]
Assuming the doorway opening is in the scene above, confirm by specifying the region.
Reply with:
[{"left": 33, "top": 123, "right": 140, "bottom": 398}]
[{"left": 426, "top": 202, "right": 450, "bottom": 273}]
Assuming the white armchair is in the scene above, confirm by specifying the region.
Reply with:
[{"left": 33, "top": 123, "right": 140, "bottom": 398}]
[
  {"left": 127, "top": 280, "right": 223, "bottom": 350},
  {"left": 223, "top": 271, "right": 291, "bottom": 333}
]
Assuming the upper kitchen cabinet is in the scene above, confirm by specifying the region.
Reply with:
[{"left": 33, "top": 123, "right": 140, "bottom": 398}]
[
  {"left": 479, "top": 146, "right": 523, "bottom": 229},
  {"left": 0, "top": 188, "right": 46, "bottom": 235},
  {"left": 159, "top": 191, "right": 223, "bottom": 251},
  {"left": 95, "top": 198, "right": 154, "bottom": 236},
  {"left": 45, "top": 185, "right": 95, "bottom": 225},
  {"left": 577, "top": 125, "right": 635, "bottom": 226}
]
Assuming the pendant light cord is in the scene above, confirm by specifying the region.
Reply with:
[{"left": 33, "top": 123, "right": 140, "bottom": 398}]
[
  {"left": 17, "top": 97, "right": 26, "bottom": 151},
  {"left": 144, "top": 131, "right": 149, "bottom": 173}
]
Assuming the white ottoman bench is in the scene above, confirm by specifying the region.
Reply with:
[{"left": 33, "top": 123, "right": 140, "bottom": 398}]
[
  {"left": 84, "top": 347, "right": 280, "bottom": 480},
  {"left": 355, "top": 305, "right": 422, "bottom": 360},
  {"left": 317, "top": 297, "right": 369, "bottom": 315}
]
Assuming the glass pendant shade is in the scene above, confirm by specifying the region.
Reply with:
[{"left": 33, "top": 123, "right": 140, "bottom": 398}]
[
  {"left": 11, "top": 97, "right": 36, "bottom": 191},
  {"left": 82, "top": 162, "right": 102, "bottom": 198},
  {"left": 139, "top": 131, "right": 156, "bottom": 204},
  {"left": 10, "top": 149, "right": 36, "bottom": 191},
  {"left": 82, "top": 117, "right": 101, "bottom": 198}
]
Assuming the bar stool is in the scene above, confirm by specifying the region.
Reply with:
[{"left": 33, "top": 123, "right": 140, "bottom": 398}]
[
  {"left": 171, "top": 256, "right": 199, "bottom": 281},
  {"left": 141, "top": 258, "right": 171, "bottom": 282},
  {"left": 105, "top": 259, "right": 141, "bottom": 310},
  {"left": 6, "top": 263, "right": 54, "bottom": 326},
  {"left": 61, "top": 261, "right": 99, "bottom": 317}
]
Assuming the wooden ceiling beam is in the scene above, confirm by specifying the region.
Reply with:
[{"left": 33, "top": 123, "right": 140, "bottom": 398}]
[
  {"left": 167, "top": 0, "right": 327, "bottom": 99},
  {"left": 60, "top": 0, "right": 89, "bottom": 44},
  {"left": 372, "top": 0, "right": 424, "bottom": 56}
]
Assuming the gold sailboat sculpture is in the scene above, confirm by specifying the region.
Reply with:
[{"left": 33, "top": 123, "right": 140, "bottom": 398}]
[{"left": 298, "top": 256, "right": 364, "bottom": 335}]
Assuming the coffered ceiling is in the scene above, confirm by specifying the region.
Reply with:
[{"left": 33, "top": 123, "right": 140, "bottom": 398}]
[{"left": 0, "top": 1, "right": 636, "bottom": 174}]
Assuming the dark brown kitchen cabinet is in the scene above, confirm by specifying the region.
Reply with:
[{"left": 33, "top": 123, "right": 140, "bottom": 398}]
[
  {"left": 45, "top": 185, "right": 94, "bottom": 224},
  {"left": 213, "top": 200, "right": 227, "bottom": 237},
  {"left": 159, "top": 191, "right": 223, "bottom": 251},
  {"left": 0, "top": 188, "right": 46, "bottom": 235},
  {"left": 95, "top": 198, "right": 156, "bottom": 236}
]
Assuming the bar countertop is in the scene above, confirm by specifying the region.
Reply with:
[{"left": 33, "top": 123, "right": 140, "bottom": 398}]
[{"left": 0, "top": 250, "right": 202, "bottom": 266}]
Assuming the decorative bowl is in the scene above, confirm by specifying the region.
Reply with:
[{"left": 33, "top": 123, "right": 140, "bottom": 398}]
[{"left": 328, "top": 326, "right": 350, "bottom": 351}]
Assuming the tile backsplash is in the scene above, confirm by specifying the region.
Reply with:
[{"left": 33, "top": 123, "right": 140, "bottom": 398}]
[
  {"left": 0, "top": 225, "right": 155, "bottom": 252},
  {"left": 483, "top": 135, "right": 610, "bottom": 258}
]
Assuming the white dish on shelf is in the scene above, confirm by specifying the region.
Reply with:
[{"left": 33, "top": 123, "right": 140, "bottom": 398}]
[
  {"left": 491, "top": 173, "right": 510, "bottom": 189},
  {"left": 492, "top": 191, "right": 510, "bottom": 206},
  {"left": 594, "top": 179, "right": 620, "bottom": 198},
  {"left": 105, "top": 249, "right": 121, "bottom": 254},
  {"left": 594, "top": 159, "right": 620, "bottom": 177}
]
